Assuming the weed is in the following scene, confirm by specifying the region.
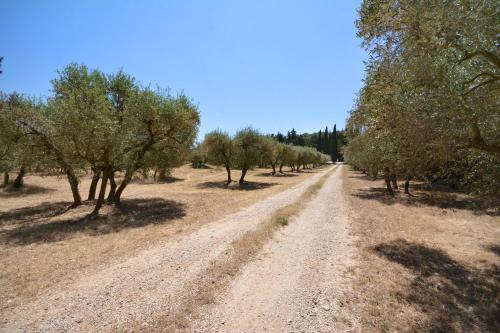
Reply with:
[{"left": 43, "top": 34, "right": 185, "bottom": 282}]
[{"left": 275, "top": 216, "right": 288, "bottom": 226}]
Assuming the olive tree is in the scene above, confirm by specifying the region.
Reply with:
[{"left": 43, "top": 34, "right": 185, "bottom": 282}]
[
  {"left": 259, "top": 136, "right": 279, "bottom": 174},
  {"left": 202, "top": 130, "right": 234, "bottom": 184},
  {"left": 190, "top": 144, "right": 207, "bottom": 169},
  {"left": 279, "top": 143, "right": 298, "bottom": 172},
  {"left": 234, "top": 127, "right": 262, "bottom": 184},
  {"left": 108, "top": 89, "right": 199, "bottom": 209}
]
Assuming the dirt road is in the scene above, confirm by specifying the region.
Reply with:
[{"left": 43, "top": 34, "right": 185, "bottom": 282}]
[
  {"left": 192, "top": 165, "right": 357, "bottom": 332},
  {"left": 2, "top": 166, "right": 354, "bottom": 332}
]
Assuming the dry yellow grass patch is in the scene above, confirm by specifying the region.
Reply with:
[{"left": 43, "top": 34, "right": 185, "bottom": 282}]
[
  {"left": 341, "top": 167, "right": 500, "bottom": 332},
  {"left": 0, "top": 164, "right": 322, "bottom": 313}
]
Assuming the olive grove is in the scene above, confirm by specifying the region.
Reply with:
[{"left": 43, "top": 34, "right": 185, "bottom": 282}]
[
  {"left": 201, "top": 127, "right": 330, "bottom": 185},
  {"left": 0, "top": 63, "right": 200, "bottom": 216},
  {"left": 343, "top": 0, "right": 499, "bottom": 197}
]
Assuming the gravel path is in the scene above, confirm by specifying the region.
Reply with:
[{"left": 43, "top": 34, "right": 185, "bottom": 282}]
[
  {"left": 1, "top": 169, "right": 330, "bottom": 332},
  {"left": 192, "top": 165, "right": 358, "bottom": 332}
]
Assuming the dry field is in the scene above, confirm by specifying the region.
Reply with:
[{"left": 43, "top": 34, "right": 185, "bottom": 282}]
[
  {"left": 1, "top": 164, "right": 499, "bottom": 332},
  {"left": 342, "top": 169, "right": 500, "bottom": 332},
  {"left": 0, "top": 165, "right": 318, "bottom": 315}
]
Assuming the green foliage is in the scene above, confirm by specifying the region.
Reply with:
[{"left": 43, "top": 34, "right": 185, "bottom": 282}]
[
  {"left": 190, "top": 144, "right": 207, "bottom": 168},
  {"left": 203, "top": 130, "right": 234, "bottom": 167},
  {"left": 274, "top": 126, "right": 344, "bottom": 161},
  {"left": 259, "top": 136, "right": 279, "bottom": 169},
  {"left": 274, "top": 216, "right": 288, "bottom": 226},
  {"left": 1, "top": 63, "right": 200, "bottom": 210},
  {"left": 344, "top": 0, "right": 499, "bottom": 197},
  {"left": 234, "top": 127, "right": 262, "bottom": 182}
]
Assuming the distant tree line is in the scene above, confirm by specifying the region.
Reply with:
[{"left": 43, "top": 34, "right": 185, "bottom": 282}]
[
  {"left": 192, "top": 129, "right": 331, "bottom": 185},
  {"left": 343, "top": 0, "right": 499, "bottom": 198},
  {"left": 271, "top": 125, "right": 346, "bottom": 162}
]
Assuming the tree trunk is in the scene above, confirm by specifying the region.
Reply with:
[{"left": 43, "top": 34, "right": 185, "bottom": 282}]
[
  {"left": 2, "top": 172, "right": 9, "bottom": 187},
  {"left": 404, "top": 176, "right": 411, "bottom": 195},
  {"left": 107, "top": 171, "right": 117, "bottom": 203},
  {"left": 87, "top": 168, "right": 101, "bottom": 201},
  {"left": 225, "top": 164, "right": 232, "bottom": 185},
  {"left": 13, "top": 166, "right": 26, "bottom": 188},
  {"left": 296, "top": 164, "right": 300, "bottom": 172},
  {"left": 279, "top": 163, "right": 283, "bottom": 173},
  {"left": 271, "top": 164, "right": 276, "bottom": 175},
  {"left": 114, "top": 168, "right": 135, "bottom": 206},
  {"left": 385, "top": 177, "right": 394, "bottom": 196},
  {"left": 391, "top": 176, "right": 398, "bottom": 190},
  {"left": 239, "top": 168, "right": 247, "bottom": 184},
  {"left": 67, "top": 168, "right": 82, "bottom": 207},
  {"left": 91, "top": 170, "right": 109, "bottom": 216},
  {"left": 17, "top": 121, "right": 82, "bottom": 206},
  {"left": 158, "top": 168, "right": 167, "bottom": 181}
]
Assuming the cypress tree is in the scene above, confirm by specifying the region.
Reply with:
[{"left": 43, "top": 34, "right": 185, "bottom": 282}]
[
  {"left": 331, "top": 124, "right": 338, "bottom": 162},
  {"left": 324, "top": 126, "right": 329, "bottom": 156},
  {"left": 318, "top": 130, "right": 323, "bottom": 152}
]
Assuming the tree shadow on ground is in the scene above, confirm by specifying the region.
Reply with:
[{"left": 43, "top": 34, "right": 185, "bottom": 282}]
[
  {"left": 197, "top": 181, "right": 277, "bottom": 191},
  {"left": 0, "top": 185, "right": 56, "bottom": 198},
  {"left": 374, "top": 239, "right": 500, "bottom": 332},
  {"left": 348, "top": 171, "right": 379, "bottom": 181},
  {"left": 297, "top": 169, "right": 321, "bottom": 173},
  {"left": 191, "top": 164, "right": 212, "bottom": 169},
  {"left": 352, "top": 187, "right": 499, "bottom": 216},
  {"left": 133, "top": 176, "right": 185, "bottom": 185},
  {"left": 0, "top": 201, "right": 71, "bottom": 226},
  {"left": 485, "top": 244, "right": 500, "bottom": 256},
  {"left": 1, "top": 198, "right": 186, "bottom": 246},
  {"left": 256, "top": 172, "right": 298, "bottom": 177}
]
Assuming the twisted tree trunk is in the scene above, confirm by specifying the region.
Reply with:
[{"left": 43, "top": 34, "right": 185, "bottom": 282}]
[
  {"left": 107, "top": 171, "right": 117, "bottom": 203},
  {"left": 91, "top": 169, "right": 109, "bottom": 217},
  {"left": 225, "top": 164, "right": 232, "bottom": 185},
  {"left": 404, "top": 176, "right": 411, "bottom": 195},
  {"left": 2, "top": 172, "right": 9, "bottom": 187},
  {"left": 391, "top": 175, "right": 398, "bottom": 190},
  {"left": 239, "top": 168, "right": 247, "bottom": 184},
  {"left": 87, "top": 168, "right": 101, "bottom": 201},
  {"left": 13, "top": 166, "right": 26, "bottom": 188}
]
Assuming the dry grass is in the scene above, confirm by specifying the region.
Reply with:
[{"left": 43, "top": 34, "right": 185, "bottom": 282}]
[
  {"left": 153, "top": 166, "right": 335, "bottom": 331},
  {"left": 341, "top": 168, "right": 500, "bottom": 332},
  {"left": 0, "top": 164, "right": 322, "bottom": 313}
]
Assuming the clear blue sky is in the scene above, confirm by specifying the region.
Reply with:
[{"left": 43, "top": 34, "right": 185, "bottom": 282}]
[{"left": 0, "top": 0, "right": 366, "bottom": 139}]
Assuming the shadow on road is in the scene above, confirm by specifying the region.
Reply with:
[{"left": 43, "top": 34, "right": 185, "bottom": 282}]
[{"left": 197, "top": 181, "right": 277, "bottom": 191}]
